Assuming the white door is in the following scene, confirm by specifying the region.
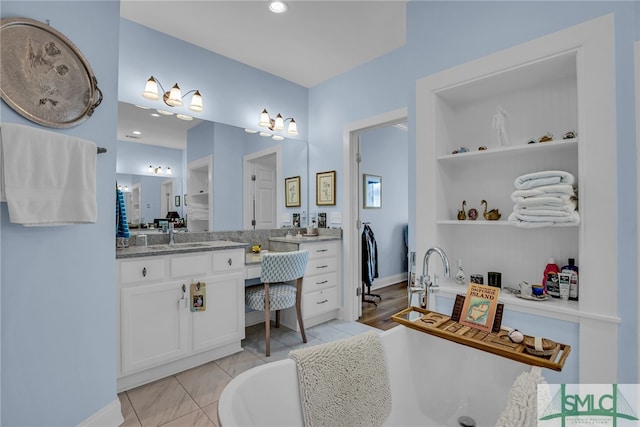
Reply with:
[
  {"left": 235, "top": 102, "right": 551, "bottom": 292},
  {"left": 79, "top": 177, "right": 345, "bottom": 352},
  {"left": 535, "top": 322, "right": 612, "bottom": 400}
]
[
  {"left": 244, "top": 149, "right": 278, "bottom": 229},
  {"left": 160, "top": 179, "right": 173, "bottom": 219},
  {"left": 254, "top": 161, "right": 276, "bottom": 229}
]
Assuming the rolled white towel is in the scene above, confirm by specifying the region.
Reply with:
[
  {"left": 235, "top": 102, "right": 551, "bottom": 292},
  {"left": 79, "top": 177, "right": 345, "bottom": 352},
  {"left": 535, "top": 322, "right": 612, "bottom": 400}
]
[
  {"left": 513, "top": 199, "right": 577, "bottom": 215},
  {"left": 512, "top": 194, "right": 574, "bottom": 207},
  {"left": 514, "top": 171, "right": 575, "bottom": 190},
  {"left": 508, "top": 211, "right": 580, "bottom": 228},
  {"left": 511, "top": 184, "right": 575, "bottom": 201}
]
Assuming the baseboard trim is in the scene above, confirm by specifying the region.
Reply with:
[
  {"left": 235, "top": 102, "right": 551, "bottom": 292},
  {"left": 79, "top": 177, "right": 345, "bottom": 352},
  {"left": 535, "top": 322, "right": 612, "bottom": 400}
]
[
  {"left": 368, "top": 273, "right": 406, "bottom": 292},
  {"left": 77, "top": 398, "right": 123, "bottom": 427}
]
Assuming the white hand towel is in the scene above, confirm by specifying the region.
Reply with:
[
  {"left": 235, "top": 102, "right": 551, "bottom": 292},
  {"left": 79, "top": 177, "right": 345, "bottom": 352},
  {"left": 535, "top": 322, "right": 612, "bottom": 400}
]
[
  {"left": 0, "top": 123, "right": 97, "bottom": 225},
  {"left": 514, "top": 171, "right": 575, "bottom": 190},
  {"left": 510, "top": 184, "right": 575, "bottom": 201},
  {"left": 511, "top": 194, "right": 574, "bottom": 207},
  {"left": 513, "top": 200, "right": 577, "bottom": 215},
  {"left": 508, "top": 211, "right": 580, "bottom": 228}
]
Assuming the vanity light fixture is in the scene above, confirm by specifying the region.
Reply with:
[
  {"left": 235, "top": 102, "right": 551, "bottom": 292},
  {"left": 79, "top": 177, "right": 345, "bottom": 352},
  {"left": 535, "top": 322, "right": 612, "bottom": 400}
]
[
  {"left": 268, "top": 0, "right": 288, "bottom": 14},
  {"left": 148, "top": 165, "right": 172, "bottom": 175},
  {"left": 142, "top": 76, "right": 204, "bottom": 112},
  {"left": 258, "top": 108, "right": 298, "bottom": 136}
]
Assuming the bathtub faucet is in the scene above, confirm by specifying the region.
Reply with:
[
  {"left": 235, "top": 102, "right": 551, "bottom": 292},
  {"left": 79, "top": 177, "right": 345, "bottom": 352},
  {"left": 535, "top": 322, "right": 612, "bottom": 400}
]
[{"left": 419, "top": 247, "right": 450, "bottom": 310}]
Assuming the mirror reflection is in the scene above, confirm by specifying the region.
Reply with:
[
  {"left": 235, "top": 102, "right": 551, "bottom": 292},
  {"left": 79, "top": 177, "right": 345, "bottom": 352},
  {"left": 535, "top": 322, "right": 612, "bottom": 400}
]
[{"left": 116, "top": 102, "right": 308, "bottom": 232}]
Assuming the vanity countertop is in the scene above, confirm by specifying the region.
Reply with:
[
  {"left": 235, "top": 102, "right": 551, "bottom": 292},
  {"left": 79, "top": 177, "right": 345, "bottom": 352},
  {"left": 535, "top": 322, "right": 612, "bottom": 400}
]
[
  {"left": 269, "top": 235, "right": 341, "bottom": 244},
  {"left": 116, "top": 240, "right": 248, "bottom": 259}
]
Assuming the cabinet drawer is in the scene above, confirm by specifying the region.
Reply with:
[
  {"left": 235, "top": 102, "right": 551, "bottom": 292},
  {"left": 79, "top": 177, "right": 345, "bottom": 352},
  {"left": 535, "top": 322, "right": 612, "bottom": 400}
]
[
  {"left": 303, "top": 242, "right": 338, "bottom": 260},
  {"left": 302, "top": 287, "right": 338, "bottom": 318},
  {"left": 120, "top": 258, "right": 166, "bottom": 284},
  {"left": 212, "top": 250, "right": 244, "bottom": 273},
  {"left": 306, "top": 257, "right": 337, "bottom": 276},
  {"left": 170, "top": 253, "right": 212, "bottom": 278},
  {"left": 303, "top": 271, "right": 337, "bottom": 292}
]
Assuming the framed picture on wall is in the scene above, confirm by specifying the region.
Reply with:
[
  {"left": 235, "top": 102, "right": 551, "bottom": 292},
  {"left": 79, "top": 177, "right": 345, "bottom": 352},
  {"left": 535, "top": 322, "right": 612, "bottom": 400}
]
[
  {"left": 175, "top": 195, "right": 181, "bottom": 207},
  {"left": 285, "top": 176, "right": 301, "bottom": 207},
  {"left": 316, "top": 170, "right": 336, "bottom": 206}
]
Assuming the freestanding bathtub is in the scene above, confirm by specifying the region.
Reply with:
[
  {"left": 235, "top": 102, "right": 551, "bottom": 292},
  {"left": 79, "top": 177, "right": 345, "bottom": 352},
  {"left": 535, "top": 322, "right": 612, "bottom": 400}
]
[{"left": 218, "top": 325, "right": 530, "bottom": 426}]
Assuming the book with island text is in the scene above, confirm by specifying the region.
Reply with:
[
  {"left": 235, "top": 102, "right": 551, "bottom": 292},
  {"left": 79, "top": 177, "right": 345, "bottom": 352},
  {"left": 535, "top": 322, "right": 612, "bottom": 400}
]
[{"left": 458, "top": 283, "right": 501, "bottom": 332}]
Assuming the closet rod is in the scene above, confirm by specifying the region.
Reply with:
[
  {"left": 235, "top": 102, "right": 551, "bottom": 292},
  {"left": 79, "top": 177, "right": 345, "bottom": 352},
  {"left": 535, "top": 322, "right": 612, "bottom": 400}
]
[{"left": 97, "top": 147, "right": 107, "bottom": 154}]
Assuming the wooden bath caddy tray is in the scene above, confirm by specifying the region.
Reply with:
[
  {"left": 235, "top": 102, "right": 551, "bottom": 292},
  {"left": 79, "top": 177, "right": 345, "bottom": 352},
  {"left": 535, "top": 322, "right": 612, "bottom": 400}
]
[{"left": 391, "top": 306, "right": 570, "bottom": 371}]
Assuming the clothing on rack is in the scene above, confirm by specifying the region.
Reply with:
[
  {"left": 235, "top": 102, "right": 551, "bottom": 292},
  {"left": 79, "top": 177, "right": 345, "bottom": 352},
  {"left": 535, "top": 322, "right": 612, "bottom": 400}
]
[
  {"left": 362, "top": 223, "right": 378, "bottom": 287},
  {"left": 116, "top": 188, "right": 130, "bottom": 238}
]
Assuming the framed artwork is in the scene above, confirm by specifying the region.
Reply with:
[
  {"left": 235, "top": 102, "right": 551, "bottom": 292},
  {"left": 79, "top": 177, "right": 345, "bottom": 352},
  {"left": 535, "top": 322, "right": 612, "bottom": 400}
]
[
  {"left": 184, "top": 194, "right": 187, "bottom": 206},
  {"left": 363, "top": 174, "right": 382, "bottom": 209},
  {"left": 175, "top": 195, "right": 181, "bottom": 207},
  {"left": 285, "top": 176, "right": 301, "bottom": 207},
  {"left": 316, "top": 170, "right": 336, "bottom": 206}
]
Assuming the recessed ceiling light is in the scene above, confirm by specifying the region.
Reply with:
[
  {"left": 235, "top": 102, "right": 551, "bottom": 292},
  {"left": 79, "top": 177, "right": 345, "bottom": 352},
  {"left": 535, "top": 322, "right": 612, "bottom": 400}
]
[
  {"left": 244, "top": 129, "right": 258, "bottom": 134},
  {"left": 268, "top": 0, "right": 288, "bottom": 14},
  {"left": 150, "top": 113, "right": 161, "bottom": 118},
  {"left": 135, "top": 104, "right": 150, "bottom": 109},
  {"left": 272, "top": 135, "right": 285, "bottom": 141},
  {"left": 132, "top": 130, "right": 142, "bottom": 135},
  {"left": 156, "top": 109, "right": 174, "bottom": 116},
  {"left": 176, "top": 114, "right": 193, "bottom": 121}
]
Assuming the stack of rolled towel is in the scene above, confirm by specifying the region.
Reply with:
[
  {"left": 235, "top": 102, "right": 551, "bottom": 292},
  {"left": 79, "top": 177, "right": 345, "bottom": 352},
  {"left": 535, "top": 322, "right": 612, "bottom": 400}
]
[{"left": 508, "top": 170, "right": 579, "bottom": 228}]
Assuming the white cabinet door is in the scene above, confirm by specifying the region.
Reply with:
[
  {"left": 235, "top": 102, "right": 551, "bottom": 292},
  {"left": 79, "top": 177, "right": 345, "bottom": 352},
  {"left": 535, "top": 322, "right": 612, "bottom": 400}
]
[
  {"left": 121, "top": 281, "right": 189, "bottom": 374},
  {"left": 192, "top": 272, "right": 244, "bottom": 352}
]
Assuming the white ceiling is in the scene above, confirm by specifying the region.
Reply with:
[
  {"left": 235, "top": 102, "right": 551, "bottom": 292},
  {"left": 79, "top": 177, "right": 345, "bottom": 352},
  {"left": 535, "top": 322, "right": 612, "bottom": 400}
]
[{"left": 120, "top": 0, "right": 407, "bottom": 88}]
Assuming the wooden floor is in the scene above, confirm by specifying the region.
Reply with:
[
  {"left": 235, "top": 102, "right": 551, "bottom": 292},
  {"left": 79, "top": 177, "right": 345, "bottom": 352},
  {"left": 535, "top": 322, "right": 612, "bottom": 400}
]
[{"left": 357, "top": 281, "right": 407, "bottom": 330}]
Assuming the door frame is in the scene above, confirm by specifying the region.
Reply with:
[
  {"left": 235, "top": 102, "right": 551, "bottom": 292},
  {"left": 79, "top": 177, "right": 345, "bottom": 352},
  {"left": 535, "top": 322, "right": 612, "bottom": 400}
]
[
  {"left": 243, "top": 145, "right": 282, "bottom": 229},
  {"left": 341, "top": 107, "right": 407, "bottom": 322}
]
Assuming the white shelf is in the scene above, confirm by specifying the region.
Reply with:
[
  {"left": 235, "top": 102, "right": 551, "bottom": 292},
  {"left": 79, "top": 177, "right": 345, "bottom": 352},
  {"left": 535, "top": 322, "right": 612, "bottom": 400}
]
[
  {"left": 436, "top": 219, "right": 579, "bottom": 228},
  {"left": 437, "top": 138, "right": 577, "bottom": 162},
  {"left": 436, "top": 281, "right": 619, "bottom": 325}
]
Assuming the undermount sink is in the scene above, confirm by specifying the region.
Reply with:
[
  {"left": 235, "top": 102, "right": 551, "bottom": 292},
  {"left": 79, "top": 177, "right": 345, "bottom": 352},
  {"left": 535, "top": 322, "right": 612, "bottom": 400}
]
[{"left": 147, "top": 243, "right": 210, "bottom": 250}]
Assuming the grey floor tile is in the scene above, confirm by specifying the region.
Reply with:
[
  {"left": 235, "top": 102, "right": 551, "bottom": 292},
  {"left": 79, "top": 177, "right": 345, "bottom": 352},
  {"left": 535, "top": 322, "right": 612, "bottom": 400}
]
[
  {"left": 160, "top": 409, "right": 215, "bottom": 427},
  {"left": 118, "top": 392, "right": 141, "bottom": 427},
  {"left": 306, "top": 322, "right": 352, "bottom": 342},
  {"left": 215, "top": 349, "right": 265, "bottom": 377},
  {"left": 126, "top": 376, "right": 199, "bottom": 427},
  {"left": 175, "top": 361, "right": 233, "bottom": 408},
  {"left": 201, "top": 402, "right": 219, "bottom": 427},
  {"left": 326, "top": 319, "right": 378, "bottom": 335}
]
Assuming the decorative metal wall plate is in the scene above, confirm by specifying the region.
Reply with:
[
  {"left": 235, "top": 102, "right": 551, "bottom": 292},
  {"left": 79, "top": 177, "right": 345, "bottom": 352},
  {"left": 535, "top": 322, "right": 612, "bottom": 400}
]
[{"left": 0, "top": 17, "right": 102, "bottom": 128}]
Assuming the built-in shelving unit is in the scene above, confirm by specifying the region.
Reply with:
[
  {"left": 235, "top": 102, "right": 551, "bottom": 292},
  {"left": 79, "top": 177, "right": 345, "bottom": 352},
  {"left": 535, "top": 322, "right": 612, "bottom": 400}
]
[
  {"left": 415, "top": 15, "right": 618, "bottom": 382},
  {"left": 187, "top": 155, "right": 213, "bottom": 232}
]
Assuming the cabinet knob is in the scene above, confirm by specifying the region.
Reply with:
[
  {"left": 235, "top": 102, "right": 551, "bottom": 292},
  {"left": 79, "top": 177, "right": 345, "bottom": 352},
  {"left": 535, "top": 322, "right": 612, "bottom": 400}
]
[
  {"left": 228, "top": 258, "right": 232, "bottom": 266},
  {"left": 142, "top": 267, "right": 147, "bottom": 277}
]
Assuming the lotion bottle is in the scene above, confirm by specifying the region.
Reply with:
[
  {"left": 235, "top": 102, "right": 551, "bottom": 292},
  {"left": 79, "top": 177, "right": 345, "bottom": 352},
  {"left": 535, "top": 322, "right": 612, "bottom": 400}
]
[{"left": 561, "top": 258, "right": 579, "bottom": 301}]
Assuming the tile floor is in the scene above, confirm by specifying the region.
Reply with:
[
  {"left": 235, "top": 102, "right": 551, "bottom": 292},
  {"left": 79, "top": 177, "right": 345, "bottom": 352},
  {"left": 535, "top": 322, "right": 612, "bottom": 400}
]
[{"left": 118, "top": 319, "right": 378, "bottom": 427}]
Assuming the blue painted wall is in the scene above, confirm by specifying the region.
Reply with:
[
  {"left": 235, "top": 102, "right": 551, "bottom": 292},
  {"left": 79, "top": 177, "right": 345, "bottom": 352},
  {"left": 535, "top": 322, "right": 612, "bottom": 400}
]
[
  {"left": 360, "top": 125, "right": 409, "bottom": 280},
  {"left": 0, "top": 1, "right": 120, "bottom": 425},
  {"left": 309, "top": 1, "right": 638, "bottom": 383}
]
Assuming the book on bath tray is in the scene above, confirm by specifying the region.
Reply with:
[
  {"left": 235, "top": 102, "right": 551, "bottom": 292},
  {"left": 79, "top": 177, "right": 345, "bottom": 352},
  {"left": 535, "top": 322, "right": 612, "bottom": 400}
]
[{"left": 457, "top": 283, "right": 501, "bottom": 333}]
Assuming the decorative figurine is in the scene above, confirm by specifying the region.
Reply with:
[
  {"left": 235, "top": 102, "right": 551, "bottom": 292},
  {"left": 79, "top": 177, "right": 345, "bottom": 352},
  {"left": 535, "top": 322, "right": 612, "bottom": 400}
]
[
  {"left": 538, "top": 132, "right": 553, "bottom": 142},
  {"left": 563, "top": 131, "right": 576, "bottom": 139},
  {"left": 467, "top": 208, "right": 478, "bottom": 220},
  {"left": 481, "top": 199, "right": 501, "bottom": 220},
  {"left": 492, "top": 105, "right": 509, "bottom": 146},
  {"left": 457, "top": 200, "right": 467, "bottom": 220}
]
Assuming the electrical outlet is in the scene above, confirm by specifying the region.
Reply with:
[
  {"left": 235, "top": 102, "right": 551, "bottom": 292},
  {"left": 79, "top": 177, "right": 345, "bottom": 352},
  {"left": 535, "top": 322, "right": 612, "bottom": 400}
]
[{"left": 330, "top": 212, "right": 342, "bottom": 224}]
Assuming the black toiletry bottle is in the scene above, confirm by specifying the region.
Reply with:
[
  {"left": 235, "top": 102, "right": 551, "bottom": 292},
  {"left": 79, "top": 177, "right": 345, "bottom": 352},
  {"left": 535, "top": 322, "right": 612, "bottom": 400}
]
[{"left": 561, "top": 258, "right": 579, "bottom": 301}]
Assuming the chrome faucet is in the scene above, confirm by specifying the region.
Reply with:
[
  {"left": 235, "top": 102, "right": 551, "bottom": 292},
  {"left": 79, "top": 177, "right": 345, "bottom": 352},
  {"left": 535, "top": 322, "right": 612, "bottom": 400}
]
[
  {"left": 419, "top": 247, "right": 450, "bottom": 310},
  {"left": 168, "top": 223, "right": 175, "bottom": 246}
]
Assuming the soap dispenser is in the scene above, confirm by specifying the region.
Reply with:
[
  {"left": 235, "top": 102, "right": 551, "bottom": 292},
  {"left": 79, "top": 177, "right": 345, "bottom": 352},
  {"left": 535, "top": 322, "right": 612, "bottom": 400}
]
[{"left": 455, "top": 259, "right": 466, "bottom": 285}]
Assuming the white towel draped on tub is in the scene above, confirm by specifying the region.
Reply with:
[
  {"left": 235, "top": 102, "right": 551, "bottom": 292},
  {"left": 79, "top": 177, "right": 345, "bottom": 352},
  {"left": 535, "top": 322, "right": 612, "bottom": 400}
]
[
  {"left": 0, "top": 122, "right": 97, "bottom": 225},
  {"left": 289, "top": 330, "right": 392, "bottom": 427}
]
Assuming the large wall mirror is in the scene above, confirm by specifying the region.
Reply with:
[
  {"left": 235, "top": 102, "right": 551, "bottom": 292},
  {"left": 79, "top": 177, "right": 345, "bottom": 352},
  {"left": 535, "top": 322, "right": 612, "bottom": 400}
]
[{"left": 116, "top": 101, "right": 308, "bottom": 232}]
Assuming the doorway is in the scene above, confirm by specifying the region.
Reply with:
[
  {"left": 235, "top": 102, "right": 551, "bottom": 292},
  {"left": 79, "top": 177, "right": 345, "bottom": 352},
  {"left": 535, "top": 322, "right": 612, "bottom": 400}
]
[
  {"left": 341, "top": 108, "right": 408, "bottom": 322},
  {"left": 159, "top": 179, "right": 173, "bottom": 219},
  {"left": 243, "top": 146, "right": 282, "bottom": 229}
]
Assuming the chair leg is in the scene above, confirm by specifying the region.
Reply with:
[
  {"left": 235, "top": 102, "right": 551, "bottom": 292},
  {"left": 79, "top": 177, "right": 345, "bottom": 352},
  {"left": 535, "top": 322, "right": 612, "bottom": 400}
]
[
  {"left": 295, "top": 277, "right": 307, "bottom": 343},
  {"left": 264, "top": 282, "right": 271, "bottom": 357},
  {"left": 275, "top": 310, "right": 281, "bottom": 328}
]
